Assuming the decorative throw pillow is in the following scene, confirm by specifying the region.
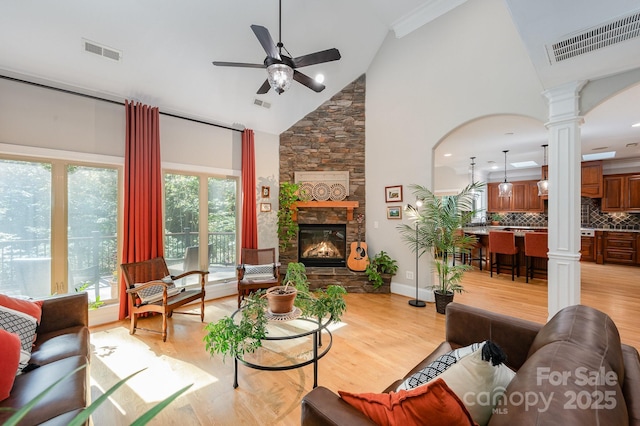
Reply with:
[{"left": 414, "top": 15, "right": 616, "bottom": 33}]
[
  {"left": 396, "top": 342, "right": 484, "bottom": 391},
  {"left": 243, "top": 264, "right": 275, "bottom": 281},
  {"left": 0, "top": 329, "right": 21, "bottom": 400},
  {"left": 339, "top": 378, "right": 477, "bottom": 426},
  {"left": 0, "top": 294, "right": 44, "bottom": 372},
  {"left": 134, "top": 276, "right": 182, "bottom": 304},
  {"left": 436, "top": 343, "right": 516, "bottom": 426}
]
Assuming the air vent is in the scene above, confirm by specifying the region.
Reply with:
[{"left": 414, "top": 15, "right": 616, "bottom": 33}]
[
  {"left": 82, "top": 39, "right": 122, "bottom": 62},
  {"left": 547, "top": 10, "right": 640, "bottom": 63},
  {"left": 253, "top": 98, "right": 271, "bottom": 109}
]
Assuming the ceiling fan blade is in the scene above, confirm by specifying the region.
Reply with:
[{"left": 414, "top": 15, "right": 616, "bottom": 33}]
[
  {"left": 257, "top": 79, "right": 271, "bottom": 94},
  {"left": 212, "top": 61, "right": 265, "bottom": 69},
  {"left": 293, "top": 70, "right": 325, "bottom": 92},
  {"left": 251, "top": 25, "right": 281, "bottom": 60},
  {"left": 293, "top": 48, "right": 341, "bottom": 68}
]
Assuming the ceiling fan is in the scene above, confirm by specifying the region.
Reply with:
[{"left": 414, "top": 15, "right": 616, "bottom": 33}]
[{"left": 212, "top": 0, "right": 341, "bottom": 95}]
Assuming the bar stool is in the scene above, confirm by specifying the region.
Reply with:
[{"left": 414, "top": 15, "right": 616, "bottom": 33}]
[
  {"left": 524, "top": 232, "right": 548, "bottom": 283},
  {"left": 489, "top": 231, "right": 519, "bottom": 281},
  {"left": 467, "top": 239, "right": 486, "bottom": 271}
]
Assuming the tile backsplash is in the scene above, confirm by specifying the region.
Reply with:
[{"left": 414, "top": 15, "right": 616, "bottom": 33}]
[
  {"left": 582, "top": 197, "right": 640, "bottom": 230},
  {"left": 487, "top": 198, "right": 640, "bottom": 229}
]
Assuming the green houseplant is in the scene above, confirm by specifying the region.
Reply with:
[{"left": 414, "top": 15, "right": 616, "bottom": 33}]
[
  {"left": 397, "top": 182, "right": 484, "bottom": 314},
  {"left": 490, "top": 213, "right": 502, "bottom": 225},
  {"left": 203, "top": 262, "right": 347, "bottom": 361},
  {"left": 364, "top": 251, "right": 398, "bottom": 290},
  {"left": 277, "top": 182, "right": 301, "bottom": 250}
]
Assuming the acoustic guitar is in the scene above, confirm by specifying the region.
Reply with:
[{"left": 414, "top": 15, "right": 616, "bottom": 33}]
[{"left": 347, "top": 214, "right": 369, "bottom": 271}]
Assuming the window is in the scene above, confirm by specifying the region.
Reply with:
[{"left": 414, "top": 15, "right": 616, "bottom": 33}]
[
  {"left": 164, "top": 173, "right": 237, "bottom": 284},
  {"left": 0, "top": 157, "right": 121, "bottom": 302}
]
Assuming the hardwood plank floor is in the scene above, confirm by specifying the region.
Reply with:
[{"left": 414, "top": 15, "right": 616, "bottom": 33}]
[{"left": 89, "top": 262, "right": 640, "bottom": 425}]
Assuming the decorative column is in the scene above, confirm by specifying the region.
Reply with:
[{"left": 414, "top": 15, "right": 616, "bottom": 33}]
[{"left": 543, "top": 81, "right": 586, "bottom": 319}]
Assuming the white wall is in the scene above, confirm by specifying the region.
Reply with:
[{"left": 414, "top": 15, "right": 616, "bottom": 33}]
[{"left": 365, "top": 0, "right": 547, "bottom": 298}]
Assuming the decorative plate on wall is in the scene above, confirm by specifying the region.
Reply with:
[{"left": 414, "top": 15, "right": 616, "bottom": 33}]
[
  {"left": 312, "top": 182, "right": 331, "bottom": 201},
  {"left": 330, "top": 183, "right": 347, "bottom": 201},
  {"left": 299, "top": 182, "right": 314, "bottom": 201}
]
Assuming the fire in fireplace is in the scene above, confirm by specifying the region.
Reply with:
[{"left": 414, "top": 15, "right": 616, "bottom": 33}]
[{"left": 298, "top": 224, "right": 347, "bottom": 267}]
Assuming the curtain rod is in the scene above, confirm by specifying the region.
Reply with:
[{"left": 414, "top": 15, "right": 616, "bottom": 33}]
[{"left": 0, "top": 74, "right": 243, "bottom": 133}]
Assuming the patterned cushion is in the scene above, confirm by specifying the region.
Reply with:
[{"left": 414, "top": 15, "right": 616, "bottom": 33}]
[
  {"left": 134, "top": 275, "right": 182, "bottom": 304},
  {"left": 243, "top": 264, "right": 276, "bottom": 281},
  {"left": 0, "top": 295, "right": 43, "bottom": 373},
  {"left": 396, "top": 342, "right": 483, "bottom": 391}
]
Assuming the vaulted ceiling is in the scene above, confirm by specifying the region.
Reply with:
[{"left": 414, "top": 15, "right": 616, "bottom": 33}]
[{"left": 1, "top": 0, "right": 640, "bottom": 172}]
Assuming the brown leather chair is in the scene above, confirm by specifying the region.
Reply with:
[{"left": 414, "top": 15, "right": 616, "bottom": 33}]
[
  {"left": 121, "top": 257, "right": 208, "bottom": 341},
  {"left": 237, "top": 248, "right": 280, "bottom": 308},
  {"left": 489, "top": 231, "right": 519, "bottom": 281},
  {"left": 524, "top": 232, "right": 548, "bottom": 283}
]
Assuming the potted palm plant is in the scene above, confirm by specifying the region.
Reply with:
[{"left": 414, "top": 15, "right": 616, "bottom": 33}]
[{"left": 397, "top": 182, "right": 484, "bottom": 314}]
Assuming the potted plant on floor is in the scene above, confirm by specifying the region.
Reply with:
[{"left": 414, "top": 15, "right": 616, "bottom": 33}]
[
  {"left": 397, "top": 182, "right": 484, "bottom": 314},
  {"left": 364, "top": 251, "right": 398, "bottom": 291},
  {"left": 203, "top": 262, "right": 347, "bottom": 361}
]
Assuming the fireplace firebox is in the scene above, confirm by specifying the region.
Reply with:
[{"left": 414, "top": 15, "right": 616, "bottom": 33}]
[{"left": 298, "top": 224, "right": 347, "bottom": 267}]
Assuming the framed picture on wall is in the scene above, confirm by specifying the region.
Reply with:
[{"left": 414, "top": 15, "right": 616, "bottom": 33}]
[
  {"left": 387, "top": 206, "right": 402, "bottom": 219},
  {"left": 261, "top": 186, "right": 270, "bottom": 198},
  {"left": 385, "top": 185, "right": 403, "bottom": 203},
  {"left": 260, "top": 202, "right": 272, "bottom": 212}
]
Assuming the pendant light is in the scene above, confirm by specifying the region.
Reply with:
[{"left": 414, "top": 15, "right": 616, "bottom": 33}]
[
  {"left": 498, "top": 150, "right": 513, "bottom": 197},
  {"left": 537, "top": 144, "right": 549, "bottom": 196}
]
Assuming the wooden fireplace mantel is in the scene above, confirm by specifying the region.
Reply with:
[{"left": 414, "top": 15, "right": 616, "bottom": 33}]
[{"left": 290, "top": 201, "right": 359, "bottom": 221}]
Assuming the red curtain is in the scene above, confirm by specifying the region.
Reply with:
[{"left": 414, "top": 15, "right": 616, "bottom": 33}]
[
  {"left": 119, "top": 100, "right": 164, "bottom": 320},
  {"left": 241, "top": 129, "right": 258, "bottom": 249}
]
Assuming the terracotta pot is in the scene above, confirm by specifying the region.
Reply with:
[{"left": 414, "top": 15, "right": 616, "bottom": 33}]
[
  {"left": 434, "top": 290, "right": 454, "bottom": 315},
  {"left": 265, "top": 286, "right": 298, "bottom": 314}
]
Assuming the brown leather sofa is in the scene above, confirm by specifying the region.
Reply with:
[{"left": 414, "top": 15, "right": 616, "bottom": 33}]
[
  {"left": 0, "top": 293, "right": 91, "bottom": 425},
  {"left": 301, "top": 302, "right": 640, "bottom": 425}
]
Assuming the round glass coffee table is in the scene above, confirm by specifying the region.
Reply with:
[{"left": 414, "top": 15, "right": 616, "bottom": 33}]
[{"left": 231, "top": 307, "right": 333, "bottom": 388}]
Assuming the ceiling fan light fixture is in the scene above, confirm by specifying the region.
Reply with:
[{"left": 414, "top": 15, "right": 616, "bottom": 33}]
[{"left": 267, "top": 63, "right": 293, "bottom": 94}]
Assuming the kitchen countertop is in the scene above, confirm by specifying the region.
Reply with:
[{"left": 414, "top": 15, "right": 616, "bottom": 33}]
[{"left": 463, "top": 226, "right": 640, "bottom": 236}]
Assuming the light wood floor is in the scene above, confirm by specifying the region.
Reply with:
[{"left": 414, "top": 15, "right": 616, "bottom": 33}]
[{"left": 89, "top": 262, "right": 640, "bottom": 425}]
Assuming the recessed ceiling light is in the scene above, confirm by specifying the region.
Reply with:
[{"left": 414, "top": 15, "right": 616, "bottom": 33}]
[
  {"left": 591, "top": 146, "right": 609, "bottom": 151},
  {"left": 504, "top": 132, "right": 514, "bottom": 135},
  {"left": 583, "top": 151, "right": 616, "bottom": 161},
  {"left": 632, "top": 122, "right": 640, "bottom": 127},
  {"left": 511, "top": 161, "right": 538, "bottom": 168},
  {"left": 443, "top": 153, "right": 452, "bottom": 157},
  {"left": 315, "top": 74, "right": 325, "bottom": 84}
]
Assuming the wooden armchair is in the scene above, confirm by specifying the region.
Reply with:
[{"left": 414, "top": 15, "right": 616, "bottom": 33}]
[
  {"left": 121, "top": 256, "right": 208, "bottom": 341},
  {"left": 237, "top": 248, "right": 280, "bottom": 308}
]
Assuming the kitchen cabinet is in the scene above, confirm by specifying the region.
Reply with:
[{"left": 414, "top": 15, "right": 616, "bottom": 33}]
[
  {"left": 603, "top": 232, "right": 636, "bottom": 265},
  {"left": 602, "top": 174, "right": 640, "bottom": 213},
  {"left": 581, "top": 160, "right": 603, "bottom": 198},
  {"left": 487, "top": 181, "right": 544, "bottom": 213},
  {"left": 580, "top": 236, "right": 595, "bottom": 262},
  {"left": 626, "top": 174, "right": 640, "bottom": 212}
]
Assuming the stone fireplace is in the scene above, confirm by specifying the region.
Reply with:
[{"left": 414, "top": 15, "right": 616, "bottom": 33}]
[
  {"left": 298, "top": 223, "right": 347, "bottom": 268},
  {"left": 279, "top": 74, "right": 381, "bottom": 292}
]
